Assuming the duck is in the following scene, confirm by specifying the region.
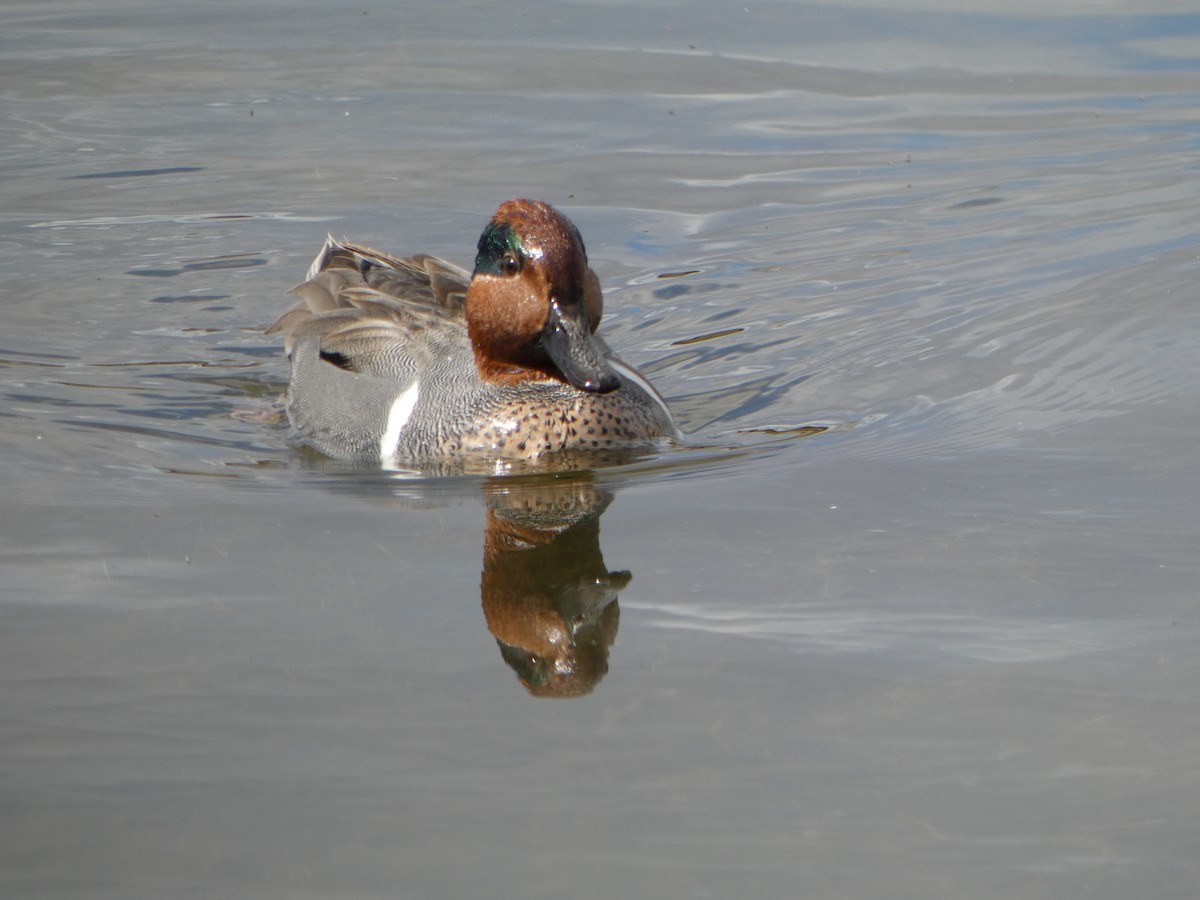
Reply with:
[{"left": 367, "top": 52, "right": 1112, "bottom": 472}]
[{"left": 267, "top": 199, "right": 677, "bottom": 464}]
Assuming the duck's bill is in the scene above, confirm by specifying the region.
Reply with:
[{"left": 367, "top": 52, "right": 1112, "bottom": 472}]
[{"left": 542, "top": 299, "right": 621, "bottom": 393}]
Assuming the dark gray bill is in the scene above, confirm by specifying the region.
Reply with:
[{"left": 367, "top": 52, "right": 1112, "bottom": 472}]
[{"left": 542, "top": 299, "right": 621, "bottom": 393}]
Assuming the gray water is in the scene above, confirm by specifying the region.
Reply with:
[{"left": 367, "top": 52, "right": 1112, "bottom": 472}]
[{"left": 3, "top": 1, "right": 1199, "bottom": 897}]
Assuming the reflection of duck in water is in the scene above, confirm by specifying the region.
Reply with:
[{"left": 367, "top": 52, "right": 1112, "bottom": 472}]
[
  {"left": 268, "top": 199, "right": 676, "bottom": 465},
  {"left": 481, "top": 479, "right": 627, "bottom": 698}
]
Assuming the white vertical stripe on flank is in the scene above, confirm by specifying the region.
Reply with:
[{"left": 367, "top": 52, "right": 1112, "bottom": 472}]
[{"left": 379, "top": 381, "right": 420, "bottom": 460}]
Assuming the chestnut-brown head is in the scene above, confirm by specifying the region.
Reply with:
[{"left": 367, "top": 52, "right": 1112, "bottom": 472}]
[{"left": 467, "top": 199, "right": 619, "bottom": 392}]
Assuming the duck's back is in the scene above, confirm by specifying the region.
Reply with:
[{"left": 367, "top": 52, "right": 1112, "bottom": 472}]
[{"left": 267, "top": 239, "right": 473, "bottom": 458}]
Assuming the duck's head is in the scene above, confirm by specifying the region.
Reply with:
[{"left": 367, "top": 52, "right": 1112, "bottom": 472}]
[{"left": 467, "top": 199, "right": 620, "bottom": 393}]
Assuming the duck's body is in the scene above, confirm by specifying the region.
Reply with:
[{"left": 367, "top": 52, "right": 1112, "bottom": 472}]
[{"left": 268, "top": 200, "right": 676, "bottom": 464}]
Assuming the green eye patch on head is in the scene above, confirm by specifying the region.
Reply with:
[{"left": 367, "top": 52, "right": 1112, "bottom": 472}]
[{"left": 474, "top": 221, "right": 525, "bottom": 276}]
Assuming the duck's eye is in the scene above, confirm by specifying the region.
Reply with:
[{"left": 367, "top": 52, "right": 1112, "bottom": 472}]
[{"left": 501, "top": 252, "right": 521, "bottom": 275}]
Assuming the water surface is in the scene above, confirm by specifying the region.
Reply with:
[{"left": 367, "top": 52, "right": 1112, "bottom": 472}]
[{"left": 3, "top": 1, "right": 1199, "bottom": 897}]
